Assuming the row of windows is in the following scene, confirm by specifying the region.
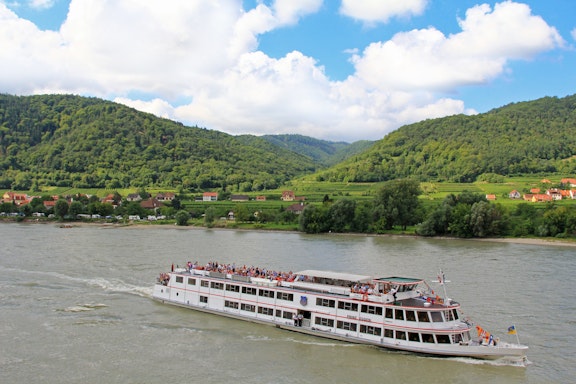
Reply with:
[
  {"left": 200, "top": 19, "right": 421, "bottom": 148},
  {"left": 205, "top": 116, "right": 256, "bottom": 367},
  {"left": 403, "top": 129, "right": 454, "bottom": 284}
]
[
  {"left": 332, "top": 318, "right": 456, "bottom": 344},
  {"left": 185, "top": 279, "right": 295, "bottom": 302},
  {"left": 225, "top": 300, "right": 286, "bottom": 318},
  {"left": 177, "top": 277, "right": 454, "bottom": 323}
]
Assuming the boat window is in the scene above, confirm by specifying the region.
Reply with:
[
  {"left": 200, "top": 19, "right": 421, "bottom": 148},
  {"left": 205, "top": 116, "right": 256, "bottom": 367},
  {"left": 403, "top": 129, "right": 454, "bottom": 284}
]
[
  {"left": 384, "top": 329, "right": 393, "bottom": 338},
  {"left": 395, "top": 330, "right": 406, "bottom": 340},
  {"left": 452, "top": 309, "right": 459, "bottom": 320},
  {"left": 200, "top": 296, "right": 208, "bottom": 303},
  {"left": 276, "top": 292, "right": 294, "bottom": 301},
  {"left": 338, "top": 301, "right": 359, "bottom": 311},
  {"left": 360, "top": 325, "right": 382, "bottom": 336},
  {"left": 422, "top": 333, "right": 435, "bottom": 343},
  {"left": 240, "top": 303, "right": 255, "bottom": 312},
  {"left": 315, "top": 317, "right": 335, "bottom": 327},
  {"left": 417, "top": 311, "right": 430, "bottom": 322},
  {"left": 225, "top": 300, "right": 239, "bottom": 309},
  {"left": 201, "top": 280, "right": 209, "bottom": 288},
  {"left": 316, "top": 298, "right": 336, "bottom": 308},
  {"left": 175, "top": 276, "right": 183, "bottom": 283},
  {"left": 395, "top": 309, "right": 404, "bottom": 320},
  {"left": 436, "top": 335, "right": 451, "bottom": 344},
  {"left": 210, "top": 282, "right": 224, "bottom": 290},
  {"left": 187, "top": 278, "right": 196, "bottom": 285},
  {"left": 453, "top": 333, "right": 463, "bottom": 344},
  {"left": 430, "top": 311, "right": 443, "bottom": 322},
  {"left": 259, "top": 289, "right": 274, "bottom": 298},
  {"left": 258, "top": 306, "right": 274, "bottom": 316},
  {"left": 445, "top": 310, "right": 455, "bottom": 321},
  {"left": 385, "top": 308, "right": 393, "bottom": 319},
  {"left": 408, "top": 332, "right": 420, "bottom": 342},
  {"left": 242, "top": 287, "right": 257, "bottom": 295},
  {"left": 337, "top": 321, "right": 357, "bottom": 331},
  {"left": 282, "top": 311, "right": 294, "bottom": 320},
  {"left": 226, "top": 284, "right": 240, "bottom": 292},
  {"left": 275, "top": 310, "right": 282, "bottom": 317},
  {"left": 361, "top": 305, "right": 383, "bottom": 315},
  {"left": 405, "top": 310, "right": 416, "bottom": 321}
]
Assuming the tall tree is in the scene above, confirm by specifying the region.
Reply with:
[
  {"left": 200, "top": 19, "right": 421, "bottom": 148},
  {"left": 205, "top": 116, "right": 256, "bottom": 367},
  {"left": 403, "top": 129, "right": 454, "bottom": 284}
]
[{"left": 373, "top": 179, "right": 421, "bottom": 231}]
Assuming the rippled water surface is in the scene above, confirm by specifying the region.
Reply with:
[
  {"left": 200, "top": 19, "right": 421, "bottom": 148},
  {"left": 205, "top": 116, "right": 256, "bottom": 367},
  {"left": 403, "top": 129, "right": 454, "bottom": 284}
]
[{"left": 1, "top": 223, "right": 575, "bottom": 383}]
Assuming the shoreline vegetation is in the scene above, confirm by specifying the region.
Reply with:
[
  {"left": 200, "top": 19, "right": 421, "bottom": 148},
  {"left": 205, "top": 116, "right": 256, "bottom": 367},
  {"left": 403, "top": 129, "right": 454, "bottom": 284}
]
[{"left": 4, "top": 218, "right": 575, "bottom": 248}]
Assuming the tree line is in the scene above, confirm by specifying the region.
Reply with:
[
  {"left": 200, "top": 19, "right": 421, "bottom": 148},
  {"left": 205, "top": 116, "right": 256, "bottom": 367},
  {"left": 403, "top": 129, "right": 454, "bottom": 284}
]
[{"left": 2, "top": 179, "right": 575, "bottom": 239}]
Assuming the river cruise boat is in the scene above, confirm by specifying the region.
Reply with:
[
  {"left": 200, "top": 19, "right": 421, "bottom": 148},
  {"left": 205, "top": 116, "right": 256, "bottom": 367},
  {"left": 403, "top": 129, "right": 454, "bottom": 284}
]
[{"left": 152, "top": 262, "right": 528, "bottom": 361}]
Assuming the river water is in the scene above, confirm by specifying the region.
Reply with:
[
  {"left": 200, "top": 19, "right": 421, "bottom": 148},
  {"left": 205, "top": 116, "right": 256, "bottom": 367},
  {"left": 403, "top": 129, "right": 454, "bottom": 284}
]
[{"left": 1, "top": 223, "right": 574, "bottom": 383}]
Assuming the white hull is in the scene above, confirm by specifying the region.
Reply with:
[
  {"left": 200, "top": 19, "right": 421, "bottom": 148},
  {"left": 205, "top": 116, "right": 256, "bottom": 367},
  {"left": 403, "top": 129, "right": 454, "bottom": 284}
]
[{"left": 152, "top": 267, "right": 528, "bottom": 361}]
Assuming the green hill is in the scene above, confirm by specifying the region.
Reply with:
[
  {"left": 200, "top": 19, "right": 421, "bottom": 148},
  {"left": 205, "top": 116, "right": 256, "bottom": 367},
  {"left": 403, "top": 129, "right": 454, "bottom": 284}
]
[
  {"left": 259, "top": 134, "right": 374, "bottom": 166},
  {"left": 0, "top": 94, "right": 318, "bottom": 191},
  {"left": 314, "top": 94, "right": 576, "bottom": 183}
]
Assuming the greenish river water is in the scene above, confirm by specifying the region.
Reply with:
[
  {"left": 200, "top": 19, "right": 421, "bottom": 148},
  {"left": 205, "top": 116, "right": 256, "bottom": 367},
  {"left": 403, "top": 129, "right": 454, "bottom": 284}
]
[{"left": 1, "top": 223, "right": 574, "bottom": 383}]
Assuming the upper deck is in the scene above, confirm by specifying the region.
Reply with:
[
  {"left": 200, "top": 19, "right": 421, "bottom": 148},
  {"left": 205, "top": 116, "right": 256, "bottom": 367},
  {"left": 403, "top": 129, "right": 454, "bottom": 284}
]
[{"left": 163, "top": 265, "right": 457, "bottom": 309}]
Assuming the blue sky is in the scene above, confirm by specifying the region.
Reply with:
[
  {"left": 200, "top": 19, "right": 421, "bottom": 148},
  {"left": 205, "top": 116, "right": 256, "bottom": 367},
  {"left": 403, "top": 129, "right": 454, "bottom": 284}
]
[{"left": 1, "top": 0, "right": 574, "bottom": 142}]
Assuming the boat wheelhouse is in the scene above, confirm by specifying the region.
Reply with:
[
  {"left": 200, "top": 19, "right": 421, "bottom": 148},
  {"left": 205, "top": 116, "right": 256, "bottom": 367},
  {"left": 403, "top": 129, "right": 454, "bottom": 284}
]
[{"left": 152, "top": 262, "right": 528, "bottom": 361}]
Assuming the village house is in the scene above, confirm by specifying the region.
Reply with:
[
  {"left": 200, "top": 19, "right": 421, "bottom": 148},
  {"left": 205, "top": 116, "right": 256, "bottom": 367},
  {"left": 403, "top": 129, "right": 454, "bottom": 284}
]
[
  {"left": 156, "top": 192, "right": 175, "bottom": 201},
  {"left": 2, "top": 191, "right": 31, "bottom": 206},
  {"left": 281, "top": 191, "right": 296, "bottom": 201},
  {"left": 508, "top": 190, "right": 521, "bottom": 199},
  {"left": 546, "top": 188, "right": 562, "bottom": 201},
  {"left": 286, "top": 202, "right": 306, "bottom": 215},
  {"left": 256, "top": 195, "right": 266, "bottom": 201},
  {"left": 230, "top": 194, "right": 249, "bottom": 202},
  {"left": 561, "top": 178, "right": 576, "bottom": 188},
  {"left": 281, "top": 190, "right": 305, "bottom": 202},
  {"left": 530, "top": 188, "right": 540, "bottom": 194},
  {"left": 140, "top": 198, "right": 163, "bottom": 210},
  {"left": 531, "top": 194, "right": 553, "bottom": 203},
  {"left": 203, "top": 192, "right": 218, "bottom": 202},
  {"left": 485, "top": 194, "right": 496, "bottom": 201},
  {"left": 126, "top": 193, "right": 142, "bottom": 202}
]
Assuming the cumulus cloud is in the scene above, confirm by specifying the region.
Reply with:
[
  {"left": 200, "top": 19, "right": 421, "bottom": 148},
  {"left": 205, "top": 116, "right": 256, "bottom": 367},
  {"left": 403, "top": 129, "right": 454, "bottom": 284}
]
[
  {"left": 0, "top": 1, "right": 567, "bottom": 141},
  {"left": 350, "top": 2, "right": 564, "bottom": 92},
  {"left": 340, "top": 0, "right": 428, "bottom": 24}
]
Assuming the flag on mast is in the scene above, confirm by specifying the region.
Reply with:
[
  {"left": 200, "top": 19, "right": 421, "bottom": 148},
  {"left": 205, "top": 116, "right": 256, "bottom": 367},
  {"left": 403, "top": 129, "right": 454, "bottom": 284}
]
[{"left": 508, "top": 325, "right": 517, "bottom": 335}]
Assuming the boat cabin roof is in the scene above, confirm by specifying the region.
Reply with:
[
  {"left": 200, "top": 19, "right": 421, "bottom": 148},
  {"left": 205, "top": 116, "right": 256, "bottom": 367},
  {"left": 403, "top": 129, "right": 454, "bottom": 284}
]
[
  {"left": 296, "top": 270, "right": 372, "bottom": 284},
  {"left": 375, "top": 277, "right": 423, "bottom": 285}
]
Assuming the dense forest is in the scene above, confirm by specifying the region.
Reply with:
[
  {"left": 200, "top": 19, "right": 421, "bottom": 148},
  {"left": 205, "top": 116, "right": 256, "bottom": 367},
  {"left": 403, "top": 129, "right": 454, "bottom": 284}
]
[
  {"left": 0, "top": 94, "right": 323, "bottom": 191},
  {"left": 259, "top": 134, "right": 374, "bottom": 166},
  {"left": 315, "top": 95, "right": 576, "bottom": 183}
]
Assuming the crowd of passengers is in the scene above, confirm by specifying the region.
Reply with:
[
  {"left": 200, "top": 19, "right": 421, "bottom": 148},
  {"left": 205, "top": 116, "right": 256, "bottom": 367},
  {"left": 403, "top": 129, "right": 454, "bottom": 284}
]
[
  {"left": 159, "top": 261, "right": 384, "bottom": 296},
  {"left": 187, "top": 261, "right": 304, "bottom": 282}
]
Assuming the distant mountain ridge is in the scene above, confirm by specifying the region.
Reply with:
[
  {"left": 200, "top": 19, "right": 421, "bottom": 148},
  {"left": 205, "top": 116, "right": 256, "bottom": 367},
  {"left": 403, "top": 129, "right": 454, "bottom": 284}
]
[{"left": 259, "top": 134, "right": 374, "bottom": 166}]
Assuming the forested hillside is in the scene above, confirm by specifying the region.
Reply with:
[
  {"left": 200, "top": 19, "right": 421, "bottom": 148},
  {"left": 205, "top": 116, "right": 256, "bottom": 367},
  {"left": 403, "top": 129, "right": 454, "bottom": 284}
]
[
  {"left": 315, "top": 95, "right": 576, "bottom": 183},
  {"left": 259, "top": 134, "right": 374, "bottom": 166},
  {"left": 0, "top": 94, "right": 318, "bottom": 191}
]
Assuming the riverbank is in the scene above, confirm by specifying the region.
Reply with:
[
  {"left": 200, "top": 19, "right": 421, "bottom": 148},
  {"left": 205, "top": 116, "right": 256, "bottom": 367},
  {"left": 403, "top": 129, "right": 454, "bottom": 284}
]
[{"left": 8, "top": 218, "right": 575, "bottom": 248}]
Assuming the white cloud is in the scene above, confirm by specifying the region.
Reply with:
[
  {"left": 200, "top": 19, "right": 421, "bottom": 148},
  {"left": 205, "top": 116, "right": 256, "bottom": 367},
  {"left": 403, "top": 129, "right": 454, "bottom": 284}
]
[
  {"left": 350, "top": 1, "right": 564, "bottom": 92},
  {"left": 340, "top": 0, "right": 428, "bottom": 24},
  {"left": 273, "top": 0, "right": 322, "bottom": 26},
  {"left": 0, "top": 1, "right": 567, "bottom": 142}
]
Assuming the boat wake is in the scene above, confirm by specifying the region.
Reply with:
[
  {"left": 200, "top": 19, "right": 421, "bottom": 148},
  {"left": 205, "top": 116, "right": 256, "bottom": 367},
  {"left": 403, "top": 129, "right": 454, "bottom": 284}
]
[
  {"left": 56, "top": 303, "right": 108, "bottom": 313},
  {"left": 433, "top": 355, "right": 532, "bottom": 368},
  {"left": 1, "top": 266, "right": 153, "bottom": 298},
  {"left": 86, "top": 277, "right": 153, "bottom": 298}
]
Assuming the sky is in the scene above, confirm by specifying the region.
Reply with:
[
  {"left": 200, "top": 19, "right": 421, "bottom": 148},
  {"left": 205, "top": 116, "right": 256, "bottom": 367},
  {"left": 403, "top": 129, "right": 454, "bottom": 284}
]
[{"left": 1, "top": 1, "right": 575, "bottom": 142}]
